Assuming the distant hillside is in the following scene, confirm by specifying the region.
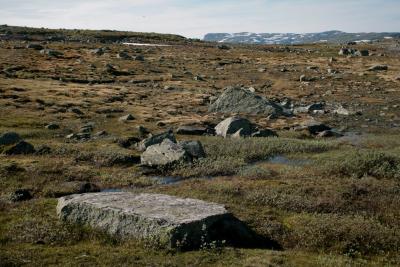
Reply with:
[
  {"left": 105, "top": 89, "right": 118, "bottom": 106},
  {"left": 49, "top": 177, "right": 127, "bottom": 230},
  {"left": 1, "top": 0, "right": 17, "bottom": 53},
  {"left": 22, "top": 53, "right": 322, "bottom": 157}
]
[
  {"left": 0, "top": 25, "right": 188, "bottom": 44},
  {"left": 204, "top": 31, "right": 400, "bottom": 44}
]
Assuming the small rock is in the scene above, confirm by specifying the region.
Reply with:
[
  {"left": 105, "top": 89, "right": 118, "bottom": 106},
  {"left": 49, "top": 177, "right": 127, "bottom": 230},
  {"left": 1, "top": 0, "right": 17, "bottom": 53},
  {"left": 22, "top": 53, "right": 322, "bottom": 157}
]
[
  {"left": 134, "top": 55, "right": 145, "bottom": 61},
  {"left": 141, "top": 139, "right": 190, "bottom": 167},
  {"left": 26, "top": 44, "right": 44, "bottom": 50},
  {"left": 117, "top": 51, "right": 131, "bottom": 59},
  {"left": 368, "top": 65, "right": 388, "bottom": 71},
  {"left": 119, "top": 114, "right": 135, "bottom": 122},
  {"left": 176, "top": 126, "right": 207, "bottom": 136},
  {"left": 40, "top": 49, "right": 63, "bottom": 58},
  {"left": 217, "top": 44, "right": 231, "bottom": 50},
  {"left": 3, "top": 141, "right": 35, "bottom": 155},
  {"left": 0, "top": 132, "right": 22, "bottom": 146},
  {"left": 178, "top": 140, "right": 206, "bottom": 159},
  {"left": 10, "top": 189, "right": 32, "bottom": 202},
  {"left": 317, "top": 130, "right": 344, "bottom": 138},
  {"left": 45, "top": 123, "right": 60, "bottom": 130},
  {"left": 69, "top": 108, "right": 84, "bottom": 115},
  {"left": 137, "top": 126, "right": 150, "bottom": 137},
  {"left": 137, "top": 130, "right": 176, "bottom": 151},
  {"left": 215, "top": 117, "right": 253, "bottom": 138},
  {"left": 35, "top": 145, "right": 52, "bottom": 155},
  {"left": 299, "top": 121, "right": 331, "bottom": 135},
  {"left": 251, "top": 129, "right": 278, "bottom": 138}
]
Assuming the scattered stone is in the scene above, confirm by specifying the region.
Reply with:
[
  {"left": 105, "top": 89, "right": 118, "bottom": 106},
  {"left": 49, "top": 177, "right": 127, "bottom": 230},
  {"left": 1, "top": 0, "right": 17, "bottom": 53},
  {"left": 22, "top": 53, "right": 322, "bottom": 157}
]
[
  {"left": 137, "top": 130, "right": 176, "bottom": 151},
  {"left": 178, "top": 140, "right": 206, "bottom": 159},
  {"left": 35, "top": 145, "right": 52, "bottom": 155},
  {"left": 217, "top": 44, "right": 231, "bottom": 50},
  {"left": 69, "top": 108, "right": 84, "bottom": 115},
  {"left": 300, "top": 75, "right": 317, "bottom": 82},
  {"left": 355, "top": 50, "right": 369, "bottom": 56},
  {"left": 57, "top": 192, "right": 255, "bottom": 249},
  {"left": 40, "top": 49, "right": 63, "bottom": 58},
  {"left": 117, "top": 51, "right": 131, "bottom": 59},
  {"left": 339, "top": 48, "right": 355, "bottom": 56},
  {"left": 141, "top": 139, "right": 190, "bottom": 167},
  {"left": 317, "top": 130, "right": 344, "bottom": 138},
  {"left": 118, "top": 114, "right": 135, "bottom": 122},
  {"left": 209, "top": 86, "right": 285, "bottom": 116},
  {"left": 0, "top": 132, "right": 22, "bottom": 146},
  {"left": 134, "top": 55, "right": 145, "bottom": 61},
  {"left": 10, "top": 189, "right": 32, "bottom": 202},
  {"left": 334, "top": 106, "right": 360, "bottom": 116},
  {"left": 215, "top": 117, "right": 253, "bottom": 138},
  {"left": 368, "top": 65, "right": 388, "bottom": 71},
  {"left": 137, "top": 125, "right": 150, "bottom": 137},
  {"left": 3, "top": 141, "right": 35, "bottom": 155},
  {"left": 66, "top": 133, "right": 91, "bottom": 141},
  {"left": 298, "top": 121, "right": 332, "bottom": 135},
  {"left": 94, "top": 131, "right": 108, "bottom": 137},
  {"left": 194, "top": 75, "right": 205, "bottom": 81},
  {"left": 176, "top": 126, "right": 207, "bottom": 136},
  {"left": 91, "top": 48, "right": 104, "bottom": 55},
  {"left": 26, "top": 44, "right": 44, "bottom": 50},
  {"left": 117, "top": 136, "right": 141, "bottom": 148},
  {"left": 251, "top": 129, "right": 278, "bottom": 138},
  {"left": 45, "top": 123, "right": 60, "bottom": 130}
]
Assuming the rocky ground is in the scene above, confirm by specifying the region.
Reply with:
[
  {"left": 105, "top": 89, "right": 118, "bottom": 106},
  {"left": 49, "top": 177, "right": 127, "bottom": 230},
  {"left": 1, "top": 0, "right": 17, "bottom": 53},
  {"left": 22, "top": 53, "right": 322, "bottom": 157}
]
[{"left": 0, "top": 27, "right": 400, "bottom": 266}]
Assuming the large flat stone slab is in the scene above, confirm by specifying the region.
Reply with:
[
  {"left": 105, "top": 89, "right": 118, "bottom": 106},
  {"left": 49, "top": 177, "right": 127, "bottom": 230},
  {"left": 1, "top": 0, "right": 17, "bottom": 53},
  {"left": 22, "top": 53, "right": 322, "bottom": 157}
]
[{"left": 57, "top": 192, "right": 254, "bottom": 249}]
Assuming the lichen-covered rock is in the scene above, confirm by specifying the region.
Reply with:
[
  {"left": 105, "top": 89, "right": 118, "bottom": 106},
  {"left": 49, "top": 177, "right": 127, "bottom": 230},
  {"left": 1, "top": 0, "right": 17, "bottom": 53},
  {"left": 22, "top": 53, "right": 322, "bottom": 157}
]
[
  {"left": 215, "top": 117, "right": 253, "bottom": 138},
  {"left": 0, "top": 132, "right": 22, "bottom": 146},
  {"left": 137, "top": 130, "right": 176, "bottom": 151},
  {"left": 208, "top": 86, "right": 284, "bottom": 116},
  {"left": 57, "top": 192, "right": 255, "bottom": 249},
  {"left": 178, "top": 140, "right": 206, "bottom": 159},
  {"left": 3, "top": 141, "right": 35, "bottom": 155},
  {"left": 141, "top": 139, "right": 189, "bottom": 167}
]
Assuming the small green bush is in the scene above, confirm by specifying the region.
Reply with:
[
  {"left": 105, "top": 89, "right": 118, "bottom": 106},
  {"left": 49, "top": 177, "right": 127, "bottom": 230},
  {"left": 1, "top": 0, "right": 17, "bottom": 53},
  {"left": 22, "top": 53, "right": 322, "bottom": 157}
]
[{"left": 322, "top": 151, "right": 400, "bottom": 179}]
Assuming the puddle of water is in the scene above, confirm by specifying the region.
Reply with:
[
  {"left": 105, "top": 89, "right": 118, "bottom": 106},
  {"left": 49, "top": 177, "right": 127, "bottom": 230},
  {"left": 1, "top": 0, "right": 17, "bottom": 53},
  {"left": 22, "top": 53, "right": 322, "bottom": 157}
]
[
  {"left": 266, "top": 155, "right": 312, "bottom": 166},
  {"left": 151, "top": 176, "right": 185, "bottom": 185},
  {"left": 101, "top": 188, "right": 124, "bottom": 193},
  {"left": 151, "top": 176, "right": 215, "bottom": 185},
  {"left": 123, "top": 42, "right": 171, "bottom": 47}
]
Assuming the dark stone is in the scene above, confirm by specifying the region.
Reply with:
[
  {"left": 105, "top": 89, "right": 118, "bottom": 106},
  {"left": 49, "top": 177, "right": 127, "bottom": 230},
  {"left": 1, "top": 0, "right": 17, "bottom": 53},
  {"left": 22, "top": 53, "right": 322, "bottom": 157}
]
[
  {"left": 10, "top": 189, "right": 32, "bottom": 202},
  {"left": 0, "top": 132, "right": 22, "bottom": 146},
  {"left": 251, "top": 129, "right": 278, "bottom": 138},
  {"left": 176, "top": 126, "right": 207, "bottom": 136},
  {"left": 3, "top": 141, "right": 35, "bottom": 155}
]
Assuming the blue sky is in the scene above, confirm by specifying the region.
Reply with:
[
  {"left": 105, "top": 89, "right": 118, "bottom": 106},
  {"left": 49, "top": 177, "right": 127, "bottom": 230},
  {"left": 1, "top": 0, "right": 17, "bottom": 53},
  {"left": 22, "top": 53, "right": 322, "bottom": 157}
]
[{"left": 0, "top": 0, "right": 399, "bottom": 38}]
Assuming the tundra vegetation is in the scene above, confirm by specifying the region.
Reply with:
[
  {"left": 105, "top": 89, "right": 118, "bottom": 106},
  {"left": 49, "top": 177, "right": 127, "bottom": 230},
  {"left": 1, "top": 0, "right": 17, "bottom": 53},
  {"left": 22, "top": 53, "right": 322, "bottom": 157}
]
[{"left": 0, "top": 25, "right": 400, "bottom": 266}]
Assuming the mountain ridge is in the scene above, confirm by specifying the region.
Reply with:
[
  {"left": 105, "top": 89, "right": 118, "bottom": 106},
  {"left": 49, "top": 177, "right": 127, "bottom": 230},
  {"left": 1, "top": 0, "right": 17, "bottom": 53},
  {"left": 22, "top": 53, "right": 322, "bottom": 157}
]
[{"left": 204, "top": 31, "right": 400, "bottom": 44}]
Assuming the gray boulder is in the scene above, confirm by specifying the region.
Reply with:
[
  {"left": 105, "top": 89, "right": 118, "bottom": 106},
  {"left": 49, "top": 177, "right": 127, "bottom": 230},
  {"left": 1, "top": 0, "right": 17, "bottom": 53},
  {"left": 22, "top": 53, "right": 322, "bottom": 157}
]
[
  {"left": 137, "top": 130, "right": 176, "bottom": 151},
  {"left": 57, "top": 192, "right": 255, "bottom": 249},
  {"left": 178, "top": 140, "right": 206, "bottom": 159},
  {"left": 3, "top": 141, "right": 35, "bottom": 155},
  {"left": 215, "top": 117, "right": 253, "bottom": 138},
  {"left": 141, "top": 139, "right": 189, "bottom": 167},
  {"left": 208, "top": 86, "right": 284, "bottom": 116},
  {"left": 0, "top": 132, "right": 22, "bottom": 146}
]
